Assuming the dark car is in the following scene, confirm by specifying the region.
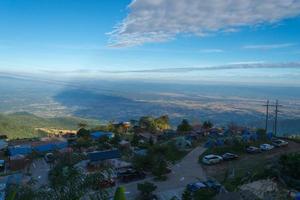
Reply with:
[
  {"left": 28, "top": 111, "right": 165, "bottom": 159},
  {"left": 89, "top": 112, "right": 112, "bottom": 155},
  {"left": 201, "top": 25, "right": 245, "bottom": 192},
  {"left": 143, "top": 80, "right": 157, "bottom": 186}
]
[
  {"left": 246, "top": 146, "right": 261, "bottom": 154},
  {"left": 187, "top": 180, "right": 222, "bottom": 193},
  {"left": 222, "top": 153, "right": 239, "bottom": 161},
  {"left": 204, "top": 180, "right": 222, "bottom": 192},
  {"left": 118, "top": 169, "right": 146, "bottom": 183},
  {"left": 44, "top": 153, "right": 55, "bottom": 163},
  {"left": 187, "top": 182, "right": 207, "bottom": 192}
]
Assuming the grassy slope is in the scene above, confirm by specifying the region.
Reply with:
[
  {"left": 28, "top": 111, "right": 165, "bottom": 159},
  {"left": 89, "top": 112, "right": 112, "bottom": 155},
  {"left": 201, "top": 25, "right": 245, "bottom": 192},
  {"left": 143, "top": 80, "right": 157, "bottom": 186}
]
[{"left": 0, "top": 112, "right": 99, "bottom": 139}]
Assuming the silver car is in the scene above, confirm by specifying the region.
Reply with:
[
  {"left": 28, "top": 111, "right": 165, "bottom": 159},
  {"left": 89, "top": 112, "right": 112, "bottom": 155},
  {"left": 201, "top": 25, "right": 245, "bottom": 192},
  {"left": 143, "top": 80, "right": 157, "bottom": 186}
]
[{"left": 202, "top": 154, "right": 223, "bottom": 165}]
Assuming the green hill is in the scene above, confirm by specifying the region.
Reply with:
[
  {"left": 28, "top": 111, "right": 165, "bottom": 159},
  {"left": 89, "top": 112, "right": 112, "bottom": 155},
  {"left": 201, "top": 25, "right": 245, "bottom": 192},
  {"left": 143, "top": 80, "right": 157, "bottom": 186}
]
[{"left": 0, "top": 112, "right": 99, "bottom": 139}]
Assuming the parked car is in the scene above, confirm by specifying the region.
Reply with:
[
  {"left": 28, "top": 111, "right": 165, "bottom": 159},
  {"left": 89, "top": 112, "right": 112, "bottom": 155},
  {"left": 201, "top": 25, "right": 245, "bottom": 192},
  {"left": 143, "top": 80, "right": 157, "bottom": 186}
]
[
  {"left": 246, "top": 146, "right": 261, "bottom": 154},
  {"left": 44, "top": 153, "right": 55, "bottom": 163},
  {"left": 222, "top": 153, "right": 239, "bottom": 161},
  {"left": 187, "top": 180, "right": 222, "bottom": 193},
  {"left": 272, "top": 139, "right": 288, "bottom": 147},
  {"left": 260, "top": 143, "right": 274, "bottom": 151},
  {"left": 204, "top": 180, "right": 222, "bottom": 192},
  {"left": 187, "top": 181, "right": 207, "bottom": 192},
  {"left": 117, "top": 169, "right": 146, "bottom": 183},
  {"left": 202, "top": 154, "right": 223, "bottom": 165}
]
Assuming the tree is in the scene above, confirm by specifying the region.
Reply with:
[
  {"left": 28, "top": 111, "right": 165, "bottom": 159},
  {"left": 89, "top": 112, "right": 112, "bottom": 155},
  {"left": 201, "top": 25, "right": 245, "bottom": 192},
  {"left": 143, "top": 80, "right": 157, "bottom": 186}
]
[
  {"left": 111, "top": 133, "right": 121, "bottom": 146},
  {"left": 177, "top": 119, "right": 192, "bottom": 132},
  {"left": 154, "top": 115, "right": 170, "bottom": 131},
  {"left": 78, "top": 122, "right": 88, "bottom": 128},
  {"left": 114, "top": 187, "right": 126, "bottom": 200},
  {"left": 182, "top": 187, "right": 193, "bottom": 200},
  {"left": 137, "top": 181, "right": 157, "bottom": 200},
  {"left": 202, "top": 121, "right": 213, "bottom": 129},
  {"left": 139, "top": 116, "right": 157, "bottom": 133},
  {"left": 77, "top": 128, "right": 90, "bottom": 138},
  {"left": 151, "top": 158, "right": 168, "bottom": 180},
  {"left": 131, "top": 133, "right": 140, "bottom": 146}
]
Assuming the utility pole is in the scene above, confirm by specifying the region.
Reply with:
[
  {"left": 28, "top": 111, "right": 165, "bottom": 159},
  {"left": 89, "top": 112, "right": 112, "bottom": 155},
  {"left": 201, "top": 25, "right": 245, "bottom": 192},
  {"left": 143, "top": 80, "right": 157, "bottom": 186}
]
[
  {"left": 263, "top": 100, "right": 282, "bottom": 136},
  {"left": 274, "top": 100, "right": 281, "bottom": 137},
  {"left": 264, "top": 100, "right": 269, "bottom": 133}
]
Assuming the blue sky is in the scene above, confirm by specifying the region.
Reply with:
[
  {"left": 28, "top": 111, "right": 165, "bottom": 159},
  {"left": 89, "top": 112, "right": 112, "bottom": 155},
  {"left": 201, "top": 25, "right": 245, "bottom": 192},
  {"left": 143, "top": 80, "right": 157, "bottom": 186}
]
[{"left": 0, "top": 0, "right": 300, "bottom": 85}]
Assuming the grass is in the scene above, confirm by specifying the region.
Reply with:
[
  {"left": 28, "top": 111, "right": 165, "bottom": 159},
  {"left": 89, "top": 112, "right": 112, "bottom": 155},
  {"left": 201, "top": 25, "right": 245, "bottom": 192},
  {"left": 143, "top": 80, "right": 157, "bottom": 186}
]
[{"left": 0, "top": 112, "right": 99, "bottom": 139}]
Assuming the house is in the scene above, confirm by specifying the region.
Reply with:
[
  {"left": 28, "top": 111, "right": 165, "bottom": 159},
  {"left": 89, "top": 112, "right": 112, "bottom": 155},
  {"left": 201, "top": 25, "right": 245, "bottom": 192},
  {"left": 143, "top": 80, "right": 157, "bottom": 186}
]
[
  {"left": 139, "top": 132, "right": 158, "bottom": 144},
  {"left": 88, "top": 150, "right": 121, "bottom": 162},
  {"left": 31, "top": 140, "right": 68, "bottom": 153},
  {"left": 8, "top": 145, "right": 32, "bottom": 156},
  {"left": 87, "top": 150, "right": 122, "bottom": 171},
  {"left": 90, "top": 131, "right": 114, "bottom": 140},
  {"left": 8, "top": 155, "right": 31, "bottom": 171}
]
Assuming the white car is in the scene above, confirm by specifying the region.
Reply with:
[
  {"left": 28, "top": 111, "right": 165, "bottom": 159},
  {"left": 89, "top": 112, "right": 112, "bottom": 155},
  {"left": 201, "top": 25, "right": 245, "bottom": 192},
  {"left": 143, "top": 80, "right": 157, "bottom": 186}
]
[
  {"left": 272, "top": 139, "right": 288, "bottom": 147},
  {"left": 202, "top": 154, "right": 223, "bottom": 165},
  {"left": 260, "top": 143, "right": 274, "bottom": 151}
]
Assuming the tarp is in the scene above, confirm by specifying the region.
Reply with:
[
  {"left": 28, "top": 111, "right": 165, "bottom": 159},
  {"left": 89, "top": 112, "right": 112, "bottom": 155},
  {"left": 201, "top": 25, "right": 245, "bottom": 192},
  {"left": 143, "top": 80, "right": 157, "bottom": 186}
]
[
  {"left": 90, "top": 131, "right": 113, "bottom": 140},
  {"left": 88, "top": 150, "right": 121, "bottom": 162},
  {"left": 8, "top": 145, "right": 32, "bottom": 156},
  {"left": 33, "top": 141, "right": 68, "bottom": 153}
]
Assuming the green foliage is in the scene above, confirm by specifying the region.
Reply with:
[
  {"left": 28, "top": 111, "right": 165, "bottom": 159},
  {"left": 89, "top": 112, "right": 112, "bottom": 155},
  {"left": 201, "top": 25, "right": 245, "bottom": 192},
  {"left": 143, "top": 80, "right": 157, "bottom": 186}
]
[
  {"left": 182, "top": 188, "right": 193, "bottom": 200},
  {"left": 152, "top": 158, "right": 168, "bottom": 180},
  {"left": 77, "top": 128, "right": 91, "bottom": 138},
  {"left": 0, "top": 112, "right": 98, "bottom": 139},
  {"left": 137, "top": 181, "right": 157, "bottom": 200},
  {"left": 133, "top": 142, "right": 186, "bottom": 172},
  {"left": 194, "top": 188, "right": 216, "bottom": 200},
  {"left": 138, "top": 115, "right": 170, "bottom": 133},
  {"left": 256, "top": 128, "right": 267, "bottom": 140},
  {"left": 177, "top": 119, "right": 192, "bottom": 132},
  {"left": 131, "top": 133, "right": 140, "bottom": 146},
  {"left": 114, "top": 187, "right": 127, "bottom": 200},
  {"left": 279, "top": 152, "right": 300, "bottom": 179},
  {"left": 202, "top": 121, "right": 213, "bottom": 129}
]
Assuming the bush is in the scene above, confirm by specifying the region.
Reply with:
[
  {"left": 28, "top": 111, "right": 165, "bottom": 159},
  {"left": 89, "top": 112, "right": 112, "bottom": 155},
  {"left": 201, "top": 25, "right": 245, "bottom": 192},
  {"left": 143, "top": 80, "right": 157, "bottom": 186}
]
[{"left": 194, "top": 188, "right": 216, "bottom": 200}]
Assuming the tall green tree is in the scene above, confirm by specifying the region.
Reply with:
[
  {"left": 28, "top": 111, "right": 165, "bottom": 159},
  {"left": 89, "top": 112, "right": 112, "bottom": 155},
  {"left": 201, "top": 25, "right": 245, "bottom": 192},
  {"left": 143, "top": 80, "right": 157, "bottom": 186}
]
[
  {"left": 137, "top": 182, "right": 157, "bottom": 200},
  {"left": 114, "top": 187, "right": 126, "bottom": 200},
  {"left": 202, "top": 121, "right": 213, "bottom": 129},
  {"left": 177, "top": 119, "right": 192, "bottom": 132}
]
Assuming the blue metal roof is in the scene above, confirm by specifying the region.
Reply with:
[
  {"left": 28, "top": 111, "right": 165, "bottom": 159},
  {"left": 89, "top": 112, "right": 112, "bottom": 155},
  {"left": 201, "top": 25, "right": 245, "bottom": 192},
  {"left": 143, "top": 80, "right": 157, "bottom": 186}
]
[
  {"left": 88, "top": 150, "right": 121, "bottom": 162},
  {"left": 8, "top": 145, "right": 32, "bottom": 156},
  {"left": 90, "top": 131, "right": 113, "bottom": 140}
]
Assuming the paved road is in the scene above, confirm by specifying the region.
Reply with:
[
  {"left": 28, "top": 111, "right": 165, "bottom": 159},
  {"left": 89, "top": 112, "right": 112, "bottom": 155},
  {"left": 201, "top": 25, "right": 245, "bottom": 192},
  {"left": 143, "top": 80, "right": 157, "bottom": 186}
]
[
  {"left": 121, "top": 146, "right": 207, "bottom": 199},
  {"left": 29, "top": 158, "right": 50, "bottom": 187}
]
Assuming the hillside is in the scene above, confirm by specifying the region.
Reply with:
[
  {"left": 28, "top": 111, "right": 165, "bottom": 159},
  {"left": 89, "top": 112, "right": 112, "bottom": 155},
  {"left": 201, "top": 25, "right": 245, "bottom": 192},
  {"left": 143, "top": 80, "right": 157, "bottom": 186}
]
[{"left": 0, "top": 112, "right": 99, "bottom": 139}]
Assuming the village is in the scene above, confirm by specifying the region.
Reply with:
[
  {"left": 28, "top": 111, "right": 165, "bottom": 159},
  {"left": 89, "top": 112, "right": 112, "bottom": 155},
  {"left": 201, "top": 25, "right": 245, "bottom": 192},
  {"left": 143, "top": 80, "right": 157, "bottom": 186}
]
[{"left": 0, "top": 115, "right": 299, "bottom": 200}]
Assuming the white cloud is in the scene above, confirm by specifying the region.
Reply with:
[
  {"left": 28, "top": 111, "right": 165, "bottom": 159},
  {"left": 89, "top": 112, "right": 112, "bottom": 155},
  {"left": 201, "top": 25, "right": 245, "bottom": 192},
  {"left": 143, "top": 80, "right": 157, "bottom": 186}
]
[
  {"left": 108, "top": 0, "right": 300, "bottom": 47},
  {"left": 243, "top": 43, "right": 296, "bottom": 50},
  {"left": 199, "top": 49, "right": 224, "bottom": 53}
]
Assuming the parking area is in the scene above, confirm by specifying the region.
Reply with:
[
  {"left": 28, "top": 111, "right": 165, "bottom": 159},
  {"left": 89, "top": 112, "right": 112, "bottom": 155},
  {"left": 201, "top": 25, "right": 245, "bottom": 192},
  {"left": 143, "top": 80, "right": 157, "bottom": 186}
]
[
  {"left": 121, "top": 146, "right": 207, "bottom": 199},
  {"left": 202, "top": 140, "right": 300, "bottom": 179},
  {"left": 29, "top": 158, "right": 50, "bottom": 187}
]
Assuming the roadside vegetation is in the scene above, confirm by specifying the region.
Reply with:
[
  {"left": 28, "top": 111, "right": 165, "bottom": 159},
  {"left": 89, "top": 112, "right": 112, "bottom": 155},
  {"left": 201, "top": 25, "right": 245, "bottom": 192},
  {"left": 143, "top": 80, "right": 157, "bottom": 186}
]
[{"left": 0, "top": 112, "right": 98, "bottom": 139}]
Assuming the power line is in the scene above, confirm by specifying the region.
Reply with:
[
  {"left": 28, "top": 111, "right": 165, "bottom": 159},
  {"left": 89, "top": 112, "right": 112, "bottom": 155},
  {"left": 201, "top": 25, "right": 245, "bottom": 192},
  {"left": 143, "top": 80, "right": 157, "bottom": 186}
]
[{"left": 263, "top": 100, "right": 282, "bottom": 136}]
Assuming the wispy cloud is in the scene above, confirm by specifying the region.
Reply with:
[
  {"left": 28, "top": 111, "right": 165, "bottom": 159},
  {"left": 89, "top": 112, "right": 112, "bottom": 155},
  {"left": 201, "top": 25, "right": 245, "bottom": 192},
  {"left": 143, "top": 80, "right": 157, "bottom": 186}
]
[
  {"left": 108, "top": 0, "right": 300, "bottom": 47},
  {"left": 97, "top": 62, "right": 300, "bottom": 74},
  {"left": 199, "top": 49, "right": 224, "bottom": 53},
  {"left": 243, "top": 43, "right": 296, "bottom": 50}
]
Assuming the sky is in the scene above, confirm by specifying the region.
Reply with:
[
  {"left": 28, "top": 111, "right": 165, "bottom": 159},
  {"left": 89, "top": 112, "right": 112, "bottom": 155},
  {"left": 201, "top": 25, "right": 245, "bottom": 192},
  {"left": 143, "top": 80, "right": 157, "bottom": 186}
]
[{"left": 0, "top": 0, "right": 300, "bottom": 85}]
